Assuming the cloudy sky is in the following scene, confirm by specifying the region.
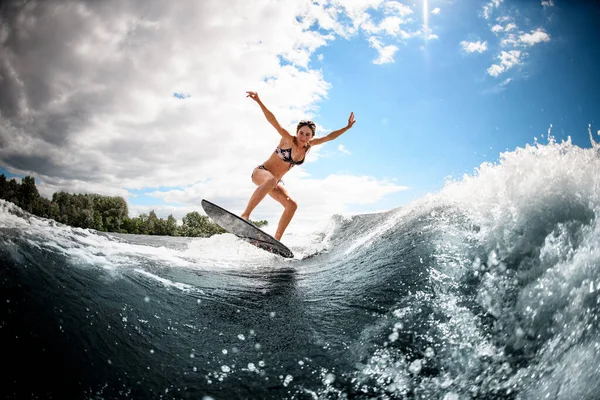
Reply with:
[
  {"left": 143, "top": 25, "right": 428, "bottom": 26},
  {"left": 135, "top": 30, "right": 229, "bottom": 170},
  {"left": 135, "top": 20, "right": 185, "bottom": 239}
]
[{"left": 1, "top": 0, "right": 599, "bottom": 236}]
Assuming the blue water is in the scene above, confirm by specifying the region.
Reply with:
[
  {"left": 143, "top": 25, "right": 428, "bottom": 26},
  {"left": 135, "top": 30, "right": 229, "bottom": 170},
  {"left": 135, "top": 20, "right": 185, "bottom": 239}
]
[{"left": 1, "top": 136, "right": 599, "bottom": 399}]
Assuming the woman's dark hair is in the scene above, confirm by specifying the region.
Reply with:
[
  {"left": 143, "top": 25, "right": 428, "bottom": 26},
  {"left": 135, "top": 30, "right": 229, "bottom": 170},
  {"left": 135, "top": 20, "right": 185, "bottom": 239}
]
[{"left": 296, "top": 120, "right": 316, "bottom": 136}]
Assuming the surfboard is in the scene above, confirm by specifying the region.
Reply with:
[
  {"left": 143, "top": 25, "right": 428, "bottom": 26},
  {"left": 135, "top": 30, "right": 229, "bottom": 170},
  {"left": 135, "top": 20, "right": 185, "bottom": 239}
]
[{"left": 201, "top": 199, "right": 294, "bottom": 258}]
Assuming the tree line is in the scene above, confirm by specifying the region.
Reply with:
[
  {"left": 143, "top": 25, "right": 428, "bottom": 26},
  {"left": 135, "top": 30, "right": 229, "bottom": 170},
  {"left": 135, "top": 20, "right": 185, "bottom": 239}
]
[{"left": 0, "top": 174, "right": 267, "bottom": 237}]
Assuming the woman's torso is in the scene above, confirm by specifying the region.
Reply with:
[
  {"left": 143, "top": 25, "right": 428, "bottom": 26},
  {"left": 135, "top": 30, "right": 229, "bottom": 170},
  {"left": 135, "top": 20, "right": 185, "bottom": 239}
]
[{"left": 261, "top": 137, "right": 310, "bottom": 179}]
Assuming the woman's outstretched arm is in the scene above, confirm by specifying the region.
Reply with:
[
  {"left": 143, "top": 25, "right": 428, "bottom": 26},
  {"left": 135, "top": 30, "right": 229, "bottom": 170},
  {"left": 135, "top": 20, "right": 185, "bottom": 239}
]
[
  {"left": 310, "top": 112, "right": 356, "bottom": 146},
  {"left": 246, "top": 91, "right": 292, "bottom": 139}
]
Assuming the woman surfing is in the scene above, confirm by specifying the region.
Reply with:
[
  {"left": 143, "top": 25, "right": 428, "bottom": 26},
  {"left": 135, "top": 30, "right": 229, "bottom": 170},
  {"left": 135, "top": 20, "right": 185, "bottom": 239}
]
[{"left": 241, "top": 91, "right": 356, "bottom": 241}]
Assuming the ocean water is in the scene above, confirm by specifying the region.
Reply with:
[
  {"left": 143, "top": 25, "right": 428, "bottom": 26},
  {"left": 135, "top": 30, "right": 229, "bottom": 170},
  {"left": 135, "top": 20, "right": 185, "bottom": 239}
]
[{"left": 1, "top": 137, "right": 599, "bottom": 399}]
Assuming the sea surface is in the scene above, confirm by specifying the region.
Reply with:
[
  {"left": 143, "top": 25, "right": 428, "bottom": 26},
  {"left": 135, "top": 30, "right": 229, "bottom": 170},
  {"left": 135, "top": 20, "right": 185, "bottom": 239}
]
[{"left": 1, "top": 137, "right": 600, "bottom": 399}]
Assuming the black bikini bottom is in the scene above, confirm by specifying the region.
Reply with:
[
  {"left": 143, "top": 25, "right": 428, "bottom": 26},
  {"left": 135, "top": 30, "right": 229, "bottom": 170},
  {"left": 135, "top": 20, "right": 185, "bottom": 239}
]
[{"left": 252, "top": 165, "right": 284, "bottom": 185}]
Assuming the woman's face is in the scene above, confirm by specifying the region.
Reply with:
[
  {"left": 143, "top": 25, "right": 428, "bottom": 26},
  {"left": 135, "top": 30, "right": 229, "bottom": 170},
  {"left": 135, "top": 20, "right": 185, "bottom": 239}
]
[{"left": 297, "top": 126, "right": 314, "bottom": 145}]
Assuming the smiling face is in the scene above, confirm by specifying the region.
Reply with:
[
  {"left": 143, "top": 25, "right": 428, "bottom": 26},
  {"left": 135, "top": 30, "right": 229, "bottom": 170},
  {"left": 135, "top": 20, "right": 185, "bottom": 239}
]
[
  {"left": 296, "top": 125, "right": 314, "bottom": 145},
  {"left": 296, "top": 121, "right": 316, "bottom": 146}
]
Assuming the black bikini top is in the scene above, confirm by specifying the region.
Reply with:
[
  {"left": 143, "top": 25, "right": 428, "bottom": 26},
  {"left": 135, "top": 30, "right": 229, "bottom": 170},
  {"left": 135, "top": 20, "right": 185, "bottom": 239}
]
[{"left": 274, "top": 144, "right": 309, "bottom": 167}]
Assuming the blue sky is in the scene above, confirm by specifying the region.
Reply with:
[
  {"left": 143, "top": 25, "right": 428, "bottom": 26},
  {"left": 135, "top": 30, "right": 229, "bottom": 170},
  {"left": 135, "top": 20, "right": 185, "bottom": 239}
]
[
  {"left": 310, "top": 0, "right": 599, "bottom": 210},
  {"left": 1, "top": 0, "right": 599, "bottom": 235}
]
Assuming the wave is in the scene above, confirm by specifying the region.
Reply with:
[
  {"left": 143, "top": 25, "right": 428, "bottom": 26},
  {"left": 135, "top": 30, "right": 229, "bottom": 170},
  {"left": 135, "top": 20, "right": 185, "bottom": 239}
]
[{"left": 1, "top": 136, "right": 599, "bottom": 399}]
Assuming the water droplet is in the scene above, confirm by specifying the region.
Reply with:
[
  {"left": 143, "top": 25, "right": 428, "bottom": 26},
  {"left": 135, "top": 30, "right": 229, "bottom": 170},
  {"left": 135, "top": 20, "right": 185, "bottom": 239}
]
[
  {"left": 425, "top": 347, "right": 435, "bottom": 358},
  {"left": 324, "top": 373, "right": 335, "bottom": 384},
  {"left": 408, "top": 359, "right": 422, "bottom": 375}
]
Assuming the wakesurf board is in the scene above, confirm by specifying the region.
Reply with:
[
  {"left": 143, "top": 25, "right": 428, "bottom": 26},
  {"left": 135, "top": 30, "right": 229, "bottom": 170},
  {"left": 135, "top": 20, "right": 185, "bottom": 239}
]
[{"left": 201, "top": 199, "right": 294, "bottom": 258}]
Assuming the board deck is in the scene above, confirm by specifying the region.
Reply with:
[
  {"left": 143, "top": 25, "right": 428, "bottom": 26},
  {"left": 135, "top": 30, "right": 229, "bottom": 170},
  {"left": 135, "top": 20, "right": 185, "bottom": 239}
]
[{"left": 201, "top": 199, "right": 294, "bottom": 258}]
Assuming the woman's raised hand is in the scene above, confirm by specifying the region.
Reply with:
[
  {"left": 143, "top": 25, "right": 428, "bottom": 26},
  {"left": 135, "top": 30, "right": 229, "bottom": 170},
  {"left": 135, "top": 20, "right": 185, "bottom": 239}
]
[
  {"left": 246, "top": 91, "right": 261, "bottom": 102},
  {"left": 347, "top": 112, "right": 356, "bottom": 128}
]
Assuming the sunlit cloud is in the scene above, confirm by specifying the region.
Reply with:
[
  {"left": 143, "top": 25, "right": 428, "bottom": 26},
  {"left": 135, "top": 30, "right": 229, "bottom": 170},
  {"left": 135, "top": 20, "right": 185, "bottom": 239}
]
[
  {"left": 368, "top": 37, "right": 399, "bottom": 64},
  {"left": 483, "top": 0, "right": 503, "bottom": 19},
  {"left": 487, "top": 50, "right": 523, "bottom": 77},
  {"left": 384, "top": 1, "right": 413, "bottom": 17},
  {"left": 500, "top": 33, "right": 518, "bottom": 47},
  {"left": 461, "top": 40, "right": 488, "bottom": 54},
  {"left": 491, "top": 19, "right": 517, "bottom": 35},
  {"left": 0, "top": 0, "right": 415, "bottom": 234},
  {"left": 479, "top": 5, "right": 551, "bottom": 81},
  {"left": 483, "top": 76, "right": 514, "bottom": 94},
  {"left": 338, "top": 144, "right": 351, "bottom": 155},
  {"left": 519, "top": 28, "right": 550, "bottom": 46},
  {"left": 357, "top": 1, "right": 437, "bottom": 64}
]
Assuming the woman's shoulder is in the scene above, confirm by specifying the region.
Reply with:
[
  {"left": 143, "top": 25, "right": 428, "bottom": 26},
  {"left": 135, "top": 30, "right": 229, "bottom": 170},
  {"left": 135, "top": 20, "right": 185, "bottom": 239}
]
[{"left": 278, "top": 137, "right": 293, "bottom": 148}]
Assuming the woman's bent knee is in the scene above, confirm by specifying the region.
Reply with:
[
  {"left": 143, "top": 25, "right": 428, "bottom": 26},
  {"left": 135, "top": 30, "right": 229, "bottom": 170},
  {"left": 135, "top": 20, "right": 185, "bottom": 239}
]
[{"left": 286, "top": 198, "right": 298, "bottom": 211}]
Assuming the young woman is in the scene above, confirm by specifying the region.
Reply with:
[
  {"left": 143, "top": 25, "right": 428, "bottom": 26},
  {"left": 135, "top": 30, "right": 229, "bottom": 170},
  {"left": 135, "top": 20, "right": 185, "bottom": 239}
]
[{"left": 241, "top": 91, "right": 356, "bottom": 241}]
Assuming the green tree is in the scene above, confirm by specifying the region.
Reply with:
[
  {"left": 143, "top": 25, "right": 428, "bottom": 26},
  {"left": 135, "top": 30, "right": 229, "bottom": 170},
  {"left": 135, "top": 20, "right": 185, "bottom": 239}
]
[
  {"left": 146, "top": 210, "right": 159, "bottom": 234},
  {"left": 18, "top": 176, "right": 40, "bottom": 213},
  {"left": 165, "top": 215, "right": 179, "bottom": 236},
  {"left": 95, "top": 195, "right": 128, "bottom": 232},
  {"left": 4, "top": 178, "right": 19, "bottom": 205},
  {"left": 180, "top": 211, "right": 225, "bottom": 237},
  {"left": 0, "top": 174, "right": 7, "bottom": 200},
  {"left": 72, "top": 194, "right": 94, "bottom": 228},
  {"left": 52, "top": 191, "right": 72, "bottom": 225},
  {"left": 32, "top": 196, "right": 53, "bottom": 218},
  {"left": 0, "top": 174, "right": 266, "bottom": 238},
  {"left": 252, "top": 220, "right": 268, "bottom": 228}
]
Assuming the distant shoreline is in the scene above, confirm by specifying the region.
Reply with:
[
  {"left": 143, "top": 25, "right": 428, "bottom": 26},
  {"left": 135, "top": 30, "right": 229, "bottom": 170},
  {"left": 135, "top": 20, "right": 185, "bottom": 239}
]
[{"left": 0, "top": 174, "right": 266, "bottom": 237}]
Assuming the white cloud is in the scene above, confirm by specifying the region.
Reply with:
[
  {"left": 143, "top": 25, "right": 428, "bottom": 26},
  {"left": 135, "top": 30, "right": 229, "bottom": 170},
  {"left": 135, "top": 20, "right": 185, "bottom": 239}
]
[
  {"left": 519, "top": 28, "right": 550, "bottom": 46},
  {"left": 145, "top": 171, "right": 407, "bottom": 235},
  {"left": 491, "top": 20, "right": 517, "bottom": 35},
  {"left": 284, "top": 173, "right": 408, "bottom": 234},
  {"left": 472, "top": 3, "right": 551, "bottom": 80},
  {"left": 482, "top": 76, "right": 513, "bottom": 95},
  {"left": 491, "top": 24, "right": 503, "bottom": 33},
  {"left": 368, "top": 36, "right": 399, "bottom": 64},
  {"left": 361, "top": 14, "right": 415, "bottom": 39},
  {"left": 338, "top": 144, "right": 351, "bottom": 155},
  {"left": 330, "top": 0, "right": 386, "bottom": 35},
  {"left": 425, "top": 32, "right": 439, "bottom": 40},
  {"left": 431, "top": 8, "right": 441, "bottom": 15},
  {"left": 487, "top": 50, "right": 523, "bottom": 77},
  {"left": 351, "top": 0, "right": 429, "bottom": 63},
  {"left": 541, "top": 0, "right": 555, "bottom": 7},
  {"left": 378, "top": 16, "right": 406, "bottom": 36},
  {"left": 483, "top": 0, "right": 503, "bottom": 19},
  {"left": 0, "top": 0, "right": 409, "bottom": 233},
  {"left": 500, "top": 33, "right": 518, "bottom": 47},
  {"left": 421, "top": 26, "right": 439, "bottom": 41},
  {"left": 487, "top": 64, "right": 504, "bottom": 77},
  {"left": 384, "top": 1, "right": 413, "bottom": 17},
  {"left": 460, "top": 40, "right": 488, "bottom": 54}
]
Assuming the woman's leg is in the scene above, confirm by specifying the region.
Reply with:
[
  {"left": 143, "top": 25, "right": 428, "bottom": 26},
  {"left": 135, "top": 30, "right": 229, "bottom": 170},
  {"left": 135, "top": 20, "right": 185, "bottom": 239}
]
[
  {"left": 240, "top": 167, "right": 279, "bottom": 220},
  {"left": 267, "top": 183, "right": 298, "bottom": 241}
]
